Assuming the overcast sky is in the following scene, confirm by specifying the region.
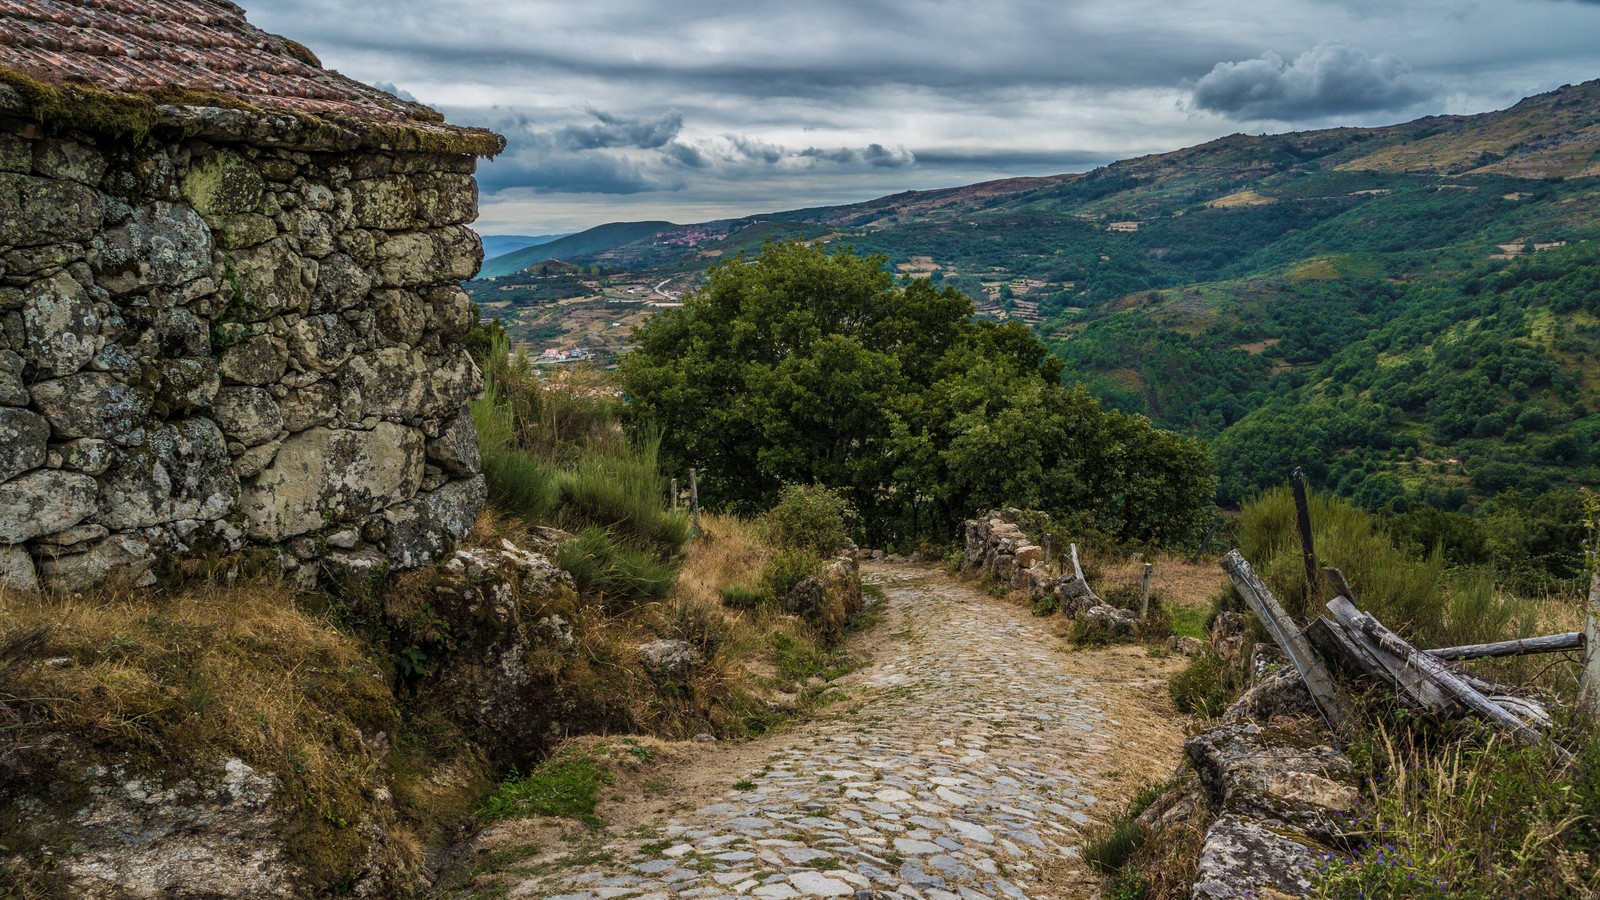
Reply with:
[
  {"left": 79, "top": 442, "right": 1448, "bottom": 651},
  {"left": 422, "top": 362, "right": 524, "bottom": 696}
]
[{"left": 245, "top": 0, "right": 1600, "bottom": 235}]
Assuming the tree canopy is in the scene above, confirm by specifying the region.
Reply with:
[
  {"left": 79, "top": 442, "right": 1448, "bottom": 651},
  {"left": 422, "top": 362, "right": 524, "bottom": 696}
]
[{"left": 620, "top": 241, "right": 1215, "bottom": 545}]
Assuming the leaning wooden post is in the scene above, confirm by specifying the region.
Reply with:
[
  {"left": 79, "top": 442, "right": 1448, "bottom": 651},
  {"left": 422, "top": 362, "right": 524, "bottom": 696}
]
[
  {"left": 670, "top": 477, "right": 679, "bottom": 512},
  {"left": 1222, "top": 550, "right": 1349, "bottom": 738},
  {"left": 1583, "top": 561, "right": 1600, "bottom": 711},
  {"left": 689, "top": 467, "right": 701, "bottom": 535},
  {"left": 1140, "top": 561, "right": 1154, "bottom": 619},
  {"left": 1291, "top": 468, "right": 1320, "bottom": 607}
]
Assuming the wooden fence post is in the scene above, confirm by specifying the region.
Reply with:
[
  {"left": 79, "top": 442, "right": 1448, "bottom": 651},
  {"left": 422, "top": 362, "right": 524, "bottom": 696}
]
[
  {"left": 1190, "top": 517, "right": 1222, "bottom": 563},
  {"left": 1222, "top": 550, "right": 1349, "bottom": 738},
  {"left": 689, "top": 467, "right": 700, "bottom": 535},
  {"left": 1291, "top": 467, "right": 1321, "bottom": 606},
  {"left": 1043, "top": 535, "right": 1053, "bottom": 574},
  {"left": 670, "top": 477, "right": 679, "bottom": 512},
  {"left": 1140, "top": 561, "right": 1154, "bottom": 619},
  {"left": 1583, "top": 561, "right": 1600, "bottom": 710}
]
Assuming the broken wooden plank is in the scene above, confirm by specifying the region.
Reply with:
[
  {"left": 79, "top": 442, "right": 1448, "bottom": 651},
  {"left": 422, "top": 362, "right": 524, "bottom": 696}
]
[
  {"left": 1317, "top": 610, "right": 1452, "bottom": 713},
  {"left": 1326, "top": 595, "right": 1554, "bottom": 753},
  {"left": 1310, "top": 615, "right": 1525, "bottom": 710},
  {"left": 1221, "top": 550, "right": 1349, "bottom": 736},
  {"left": 1426, "top": 632, "right": 1583, "bottom": 661}
]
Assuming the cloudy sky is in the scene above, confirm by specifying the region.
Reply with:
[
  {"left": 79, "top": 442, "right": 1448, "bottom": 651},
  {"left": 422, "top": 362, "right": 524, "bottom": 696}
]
[{"left": 245, "top": 0, "right": 1600, "bottom": 235}]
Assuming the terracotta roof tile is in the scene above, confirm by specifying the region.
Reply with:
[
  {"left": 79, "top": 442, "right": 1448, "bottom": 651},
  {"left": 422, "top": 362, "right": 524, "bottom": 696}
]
[{"left": 0, "top": 0, "right": 471, "bottom": 132}]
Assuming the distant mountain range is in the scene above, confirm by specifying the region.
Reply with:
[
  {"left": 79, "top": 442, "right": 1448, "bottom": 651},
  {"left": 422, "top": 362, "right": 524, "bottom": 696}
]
[
  {"left": 471, "top": 78, "right": 1600, "bottom": 510},
  {"left": 479, "top": 222, "right": 677, "bottom": 278},
  {"left": 478, "top": 233, "right": 570, "bottom": 260}
]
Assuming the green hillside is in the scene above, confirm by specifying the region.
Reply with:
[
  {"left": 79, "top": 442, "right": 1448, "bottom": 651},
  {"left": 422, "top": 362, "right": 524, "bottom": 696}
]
[
  {"left": 479, "top": 220, "right": 677, "bottom": 277},
  {"left": 472, "top": 78, "right": 1600, "bottom": 513}
]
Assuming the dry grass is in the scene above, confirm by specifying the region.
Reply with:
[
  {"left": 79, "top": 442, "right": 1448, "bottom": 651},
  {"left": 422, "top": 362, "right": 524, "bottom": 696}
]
[
  {"left": 0, "top": 575, "right": 405, "bottom": 886},
  {"left": 672, "top": 513, "right": 774, "bottom": 609}
]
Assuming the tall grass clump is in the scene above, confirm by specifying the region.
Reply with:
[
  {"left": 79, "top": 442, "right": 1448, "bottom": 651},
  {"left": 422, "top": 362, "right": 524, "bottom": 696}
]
[
  {"left": 555, "top": 527, "right": 678, "bottom": 610},
  {"left": 1238, "top": 487, "right": 1534, "bottom": 647},
  {"left": 555, "top": 428, "right": 691, "bottom": 556},
  {"left": 1312, "top": 719, "right": 1600, "bottom": 898},
  {"left": 471, "top": 332, "right": 559, "bottom": 523},
  {"left": 468, "top": 328, "right": 691, "bottom": 608}
]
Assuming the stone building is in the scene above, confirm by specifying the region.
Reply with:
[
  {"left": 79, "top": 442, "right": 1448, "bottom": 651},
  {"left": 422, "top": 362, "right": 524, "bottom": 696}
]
[{"left": 0, "top": 0, "right": 504, "bottom": 590}]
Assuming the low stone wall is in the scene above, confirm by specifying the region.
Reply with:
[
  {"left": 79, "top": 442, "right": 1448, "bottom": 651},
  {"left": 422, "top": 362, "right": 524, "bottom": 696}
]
[
  {"left": 961, "top": 510, "right": 1138, "bottom": 633},
  {"left": 1, "top": 112, "right": 489, "bottom": 590},
  {"left": 1135, "top": 666, "right": 1359, "bottom": 900}
]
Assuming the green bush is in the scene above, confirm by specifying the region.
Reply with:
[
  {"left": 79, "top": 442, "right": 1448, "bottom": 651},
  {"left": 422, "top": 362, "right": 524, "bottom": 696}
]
[
  {"left": 764, "top": 484, "right": 858, "bottom": 556},
  {"left": 479, "top": 748, "right": 612, "bottom": 826},
  {"left": 760, "top": 551, "right": 822, "bottom": 602},
  {"left": 556, "top": 528, "right": 678, "bottom": 610},
  {"left": 1169, "top": 650, "right": 1244, "bottom": 716},
  {"left": 480, "top": 444, "right": 559, "bottom": 524},
  {"left": 1238, "top": 486, "right": 1534, "bottom": 647}
]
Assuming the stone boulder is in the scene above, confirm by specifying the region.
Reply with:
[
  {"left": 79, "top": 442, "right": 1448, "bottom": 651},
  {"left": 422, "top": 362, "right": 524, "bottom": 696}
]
[
  {"left": 386, "top": 542, "right": 581, "bottom": 767},
  {"left": 0, "top": 407, "right": 49, "bottom": 482},
  {"left": 30, "top": 372, "right": 151, "bottom": 443},
  {"left": 95, "top": 419, "right": 238, "bottom": 531},
  {"left": 638, "top": 639, "right": 698, "bottom": 680},
  {"left": 1185, "top": 722, "right": 1358, "bottom": 844},
  {"left": 93, "top": 201, "right": 213, "bottom": 292},
  {"left": 1191, "top": 814, "right": 1316, "bottom": 900},
  {"left": 339, "top": 347, "right": 481, "bottom": 420},
  {"left": 0, "top": 470, "right": 98, "bottom": 543},
  {"left": 379, "top": 475, "right": 485, "bottom": 568},
  {"left": 22, "top": 271, "right": 99, "bottom": 377}
]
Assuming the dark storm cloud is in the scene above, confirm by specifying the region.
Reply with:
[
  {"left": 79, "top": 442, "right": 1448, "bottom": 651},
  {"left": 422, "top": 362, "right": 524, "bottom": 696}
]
[
  {"left": 474, "top": 105, "right": 920, "bottom": 196},
  {"left": 242, "top": 0, "right": 1600, "bottom": 230},
  {"left": 1190, "top": 42, "right": 1432, "bottom": 121},
  {"left": 557, "top": 109, "right": 684, "bottom": 151}
]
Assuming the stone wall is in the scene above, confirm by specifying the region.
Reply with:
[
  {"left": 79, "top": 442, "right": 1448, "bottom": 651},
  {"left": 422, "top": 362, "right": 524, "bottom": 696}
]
[
  {"left": 0, "top": 115, "right": 487, "bottom": 591},
  {"left": 962, "top": 510, "right": 1139, "bottom": 633}
]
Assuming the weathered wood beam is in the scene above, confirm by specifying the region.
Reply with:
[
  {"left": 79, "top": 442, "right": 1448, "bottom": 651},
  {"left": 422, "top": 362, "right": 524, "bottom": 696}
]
[
  {"left": 1222, "top": 550, "right": 1350, "bottom": 736},
  {"left": 1584, "top": 565, "right": 1600, "bottom": 711},
  {"left": 1326, "top": 594, "right": 1557, "bottom": 754},
  {"left": 1426, "top": 632, "right": 1583, "bottom": 661}
]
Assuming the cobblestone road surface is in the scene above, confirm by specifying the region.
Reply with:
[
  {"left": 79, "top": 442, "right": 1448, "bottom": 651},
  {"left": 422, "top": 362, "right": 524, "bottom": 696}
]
[{"left": 518, "top": 565, "right": 1125, "bottom": 900}]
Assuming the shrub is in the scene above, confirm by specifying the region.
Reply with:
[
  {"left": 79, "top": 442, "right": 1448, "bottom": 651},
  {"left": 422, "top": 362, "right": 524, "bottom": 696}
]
[
  {"left": 1169, "top": 650, "right": 1244, "bottom": 716},
  {"left": 1312, "top": 719, "right": 1600, "bottom": 898},
  {"left": 479, "top": 746, "right": 612, "bottom": 826},
  {"left": 764, "top": 484, "right": 857, "bottom": 557},
  {"left": 760, "top": 551, "right": 822, "bottom": 603},
  {"left": 1238, "top": 486, "right": 1535, "bottom": 647},
  {"left": 719, "top": 585, "right": 767, "bottom": 610}
]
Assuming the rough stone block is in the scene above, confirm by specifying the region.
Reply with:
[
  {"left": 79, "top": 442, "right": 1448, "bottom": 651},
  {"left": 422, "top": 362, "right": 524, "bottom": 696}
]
[
  {"left": 0, "top": 469, "right": 98, "bottom": 543},
  {"left": 241, "top": 423, "right": 425, "bottom": 541},
  {"left": 30, "top": 372, "right": 151, "bottom": 443},
  {"left": 0, "top": 406, "right": 49, "bottom": 482}
]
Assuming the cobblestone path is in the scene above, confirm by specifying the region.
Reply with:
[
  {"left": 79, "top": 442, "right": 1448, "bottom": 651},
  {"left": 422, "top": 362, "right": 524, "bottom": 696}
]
[{"left": 518, "top": 565, "right": 1150, "bottom": 900}]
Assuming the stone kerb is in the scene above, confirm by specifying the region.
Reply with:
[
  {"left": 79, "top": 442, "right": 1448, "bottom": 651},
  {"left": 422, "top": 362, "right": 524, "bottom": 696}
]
[{"left": 0, "top": 116, "right": 489, "bottom": 591}]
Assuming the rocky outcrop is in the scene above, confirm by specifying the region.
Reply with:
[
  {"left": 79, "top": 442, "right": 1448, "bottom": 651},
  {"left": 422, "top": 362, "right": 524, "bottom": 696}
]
[
  {"left": 1133, "top": 663, "right": 1358, "bottom": 900},
  {"left": 0, "top": 118, "right": 489, "bottom": 591},
  {"left": 784, "top": 555, "right": 865, "bottom": 643}
]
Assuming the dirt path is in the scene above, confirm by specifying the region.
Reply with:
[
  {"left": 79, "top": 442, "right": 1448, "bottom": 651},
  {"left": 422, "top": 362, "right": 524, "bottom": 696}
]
[{"left": 462, "top": 563, "right": 1188, "bottom": 900}]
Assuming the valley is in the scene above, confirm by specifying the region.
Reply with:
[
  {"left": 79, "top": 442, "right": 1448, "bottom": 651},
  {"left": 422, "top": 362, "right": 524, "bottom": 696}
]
[{"left": 469, "top": 78, "right": 1600, "bottom": 514}]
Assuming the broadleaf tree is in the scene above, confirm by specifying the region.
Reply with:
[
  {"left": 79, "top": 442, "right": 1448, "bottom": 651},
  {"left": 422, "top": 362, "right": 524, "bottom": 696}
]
[{"left": 620, "top": 241, "right": 1216, "bottom": 544}]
